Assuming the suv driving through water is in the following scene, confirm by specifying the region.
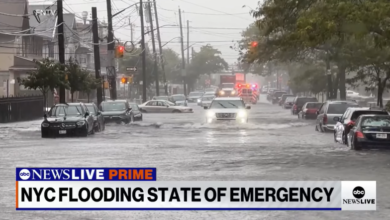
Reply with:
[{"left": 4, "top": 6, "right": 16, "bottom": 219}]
[{"left": 203, "top": 97, "right": 251, "bottom": 123}]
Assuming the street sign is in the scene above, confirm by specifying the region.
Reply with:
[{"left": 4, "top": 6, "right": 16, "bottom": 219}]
[{"left": 126, "top": 67, "right": 137, "bottom": 72}]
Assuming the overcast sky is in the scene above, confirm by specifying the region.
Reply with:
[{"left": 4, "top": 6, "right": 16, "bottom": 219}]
[{"left": 31, "top": 0, "right": 258, "bottom": 66}]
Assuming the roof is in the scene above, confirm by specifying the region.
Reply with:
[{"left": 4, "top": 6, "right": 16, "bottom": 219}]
[
  {"left": 0, "top": 0, "right": 28, "bottom": 32},
  {"left": 214, "top": 97, "right": 242, "bottom": 101}
]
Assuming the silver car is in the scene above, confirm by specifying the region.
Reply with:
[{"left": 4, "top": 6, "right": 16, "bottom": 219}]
[
  {"left": 315, "top": 101, "right": 359, "bottom": 132},
  {"left": 170, "top": 94, "right": 188, "bottom": 106},
  {"left": 139, "top": 100, "right": 193, "bottom": 113},
  {"left": 200, "top": 95, "right": 215, "bottom": 107}
]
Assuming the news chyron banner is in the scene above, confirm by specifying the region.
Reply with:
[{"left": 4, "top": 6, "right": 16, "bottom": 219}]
[{"left": 16, "top": 168, "right": 376, "bottom": 211}]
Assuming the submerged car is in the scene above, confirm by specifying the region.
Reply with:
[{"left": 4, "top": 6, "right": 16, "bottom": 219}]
[
  {"left": 170, "top": 94, "right": 188, "bottom": 106},
  {"left": 129, "top": 102, "right": 143, "bottom": 121},
  {"left": 100, "top": 100, "right": 134, "bottom": 124},
  {"left": 85, "top": 103, "right": 105, "bottom": 132},
  {"left": 347, "top": 115, "right": 390, "bottom": 150},
  {"left": 139, "top": 100, "right": 193, "bottom": 113},
  {"left": 200, "top": 95, "right": 215, "bottom": 107},
  {"left": 41, "top": 103, "right": 95, "bottom": 137},
  {"left": 204, "top": 97, "right": 250, "bottom": 123},
  {"left": 188, "top": 91, "right": 204, "bottom": 103}
]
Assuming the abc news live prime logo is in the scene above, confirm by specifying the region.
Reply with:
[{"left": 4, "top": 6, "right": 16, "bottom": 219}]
[
  {"left": 19, "top": 169, "right": 30, "bottom": 180},
  {"left": 342, "top": 181, "right": 376, "bottom": 210}
]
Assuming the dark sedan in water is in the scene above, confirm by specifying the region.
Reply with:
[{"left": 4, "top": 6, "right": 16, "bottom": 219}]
[
  {"left": 347, "top": 115, "right": 390, "bottom": 150},
  {"left": 41, "top": 103, "right": 95, "bottom": 137},
  {"left": 100, "top": 100, "right": 134, "bottom": 124}
]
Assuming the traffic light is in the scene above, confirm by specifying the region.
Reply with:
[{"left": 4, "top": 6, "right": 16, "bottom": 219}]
[
  {"left": 251, "top": 41, "right": 258, "bottom": 47},
  {"left": 121, "top": 77, "right": 128, "bottom": 84},
  {"left": 116, "top": 45, "right": 124, "bottom": 58}
]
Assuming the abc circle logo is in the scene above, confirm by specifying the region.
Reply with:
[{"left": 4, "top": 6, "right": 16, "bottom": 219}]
[
  {"left": 353, "top": 186, "right": 365, "bottom": 199},
  {"left": 19, "top": 169, "right": 30, "bottom": 180}
]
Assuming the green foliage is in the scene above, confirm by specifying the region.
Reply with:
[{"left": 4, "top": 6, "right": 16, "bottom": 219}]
[
  {"left": 82, "top": 74, "right": 102, "bottom": 102},
  {"left": 18, "top": 58, "right": 68, "bottom": 105},
  {"left": 162, "top": 48, "right": 181, "bottom": 83},
  {"left": 65, "top": 57, "right": 89, "bottom": 101}
]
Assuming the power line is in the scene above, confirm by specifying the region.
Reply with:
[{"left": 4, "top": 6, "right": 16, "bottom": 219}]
[{"left": 157, "top": 6, "right": 249, "bottom": 16}]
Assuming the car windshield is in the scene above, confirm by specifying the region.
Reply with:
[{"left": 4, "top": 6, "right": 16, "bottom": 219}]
[
  {"left": 50, "top": 105, "right": 83, "bottom": 117},
  {"left": 297, "top": 98, "right": 318, "bottom": 105},
  {"left": 202, "top": 96, "right": 215, "bottom": 101},
  {"left": 85, "top": 105, "right": 95, "bottom": 113},
  {"left": 352, "top": 111, "right": 388, "bottom": 121},
  {"left": 189, "top": 92, "right": 203, "bottom": 97},
  {"left": 285, "top": 97, "right": 295, "bottom": 102},
  {"left": 274, "top": 92, "right": 286, "bottom": 97},
  {"left": 306, "top": 103, "right": 322, "bottom": 108},
  {"left": 282, "top": 95, "right": 294, "bottom": 101},
  {"left": 221, "top": 83, "right": 234, "bottom": 88},
  {"left": 154, "top": 96, "right": 168, "bottom": 100},
  {"left": 328, "top": 103, "right": 358, "bottom": 114},
  {"left": 171, "top": 95, "right": 185, "bottom": 101},
  {"left": 210, "top": 100, "right": 245, "bottom": 109},
  {"left": 361, "top": 117, "right": 390, "bottom": 127},
  {"left": 101, "top": 102, "right": 127, "bottom": 111},
  {"left": 130, "top": 104, "right": 139, "bottom": 110}
]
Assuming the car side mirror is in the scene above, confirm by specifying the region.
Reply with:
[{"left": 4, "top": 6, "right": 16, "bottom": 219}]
[
  {"left": 246, "top": 105, "right": 251, "bottom": 109},
  {"left": 204, "top": 106, "right": 208, "bottom": 109},
  {"left": 85, "top": 112, "right": 89, "bottom": 117},
  {"left": 333, "top": 117, "right": 339, "bottom": 122}
]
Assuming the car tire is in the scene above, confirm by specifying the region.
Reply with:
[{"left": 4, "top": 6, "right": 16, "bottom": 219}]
[
  {"left": 41, "top": 131, "right": 49, "bottom": 138},
  {"left": 351, "top": 138, "right": 362, "bottom": 151},
  {"left": 172, "top": 110, "right": 181, "bottom": 113}
]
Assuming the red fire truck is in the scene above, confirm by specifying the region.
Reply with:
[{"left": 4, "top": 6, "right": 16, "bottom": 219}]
[{"left": 236, "top": 83, "right": 258, "bottom": 104}]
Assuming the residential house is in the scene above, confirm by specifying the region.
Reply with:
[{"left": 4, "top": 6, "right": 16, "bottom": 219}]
[
  {"left": 0, "top": 0, "right": 46, "bottom": 97},
  {"left": 75, "top": 22, "right": 94, "bottom": 70}
]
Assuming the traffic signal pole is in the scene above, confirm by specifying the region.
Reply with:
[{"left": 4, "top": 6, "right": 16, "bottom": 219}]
[
  {"left": 57, "top": 0, "right": 65, "bottom": 103},
  {"left": 178, "top": 8, "right": 187, "bottom": 96},
  {"left": 140, "top": 0, "right": 147, "bottom": 103},
  {"left": 147, "top": 2, "right": 159, "bottom": 96}
]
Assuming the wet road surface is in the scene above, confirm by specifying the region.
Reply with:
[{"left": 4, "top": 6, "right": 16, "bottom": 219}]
[{"left": 1, "top": 95, "right": 389, "bottom": 219}]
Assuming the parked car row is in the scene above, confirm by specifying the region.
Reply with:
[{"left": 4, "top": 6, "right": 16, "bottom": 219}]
[{"left": 41, "top": 100, "right": 143, "bottom": 138}]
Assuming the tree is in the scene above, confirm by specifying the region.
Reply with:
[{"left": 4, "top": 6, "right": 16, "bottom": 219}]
[
  {"left": 82, "top": 74, "right": 101, "bottom": 102},
  {"left": 18, "top": 58, "right": 68, "bottom": 109},
  {"left": 187, "top": 45, "right": 228, "bottom": 89},
  {"left": 162, "top": 48, "right": 181, "bottom": 83},
  {"left": 65, "top": 57, "right": 88, "bottom": 102}
]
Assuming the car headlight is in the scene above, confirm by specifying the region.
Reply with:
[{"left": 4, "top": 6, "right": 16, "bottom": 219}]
[
  {"left": 231, "top": 91, "right": 235, "bottom": 95},
  {"left": 76, "top": 121, "right": 86, "bottom": 126},
  {"left": 220, "top": 91, "right": 225, "bottom": 95},
  {"left": 237, "top": 111, "right": 247, "bottom": 118},
  {"left": 197, "top": 99, "right": 201, "bottom": 103},
  {"left": 207, "top": 111, "right": 215, "bottom": 117},
  {"left": 41, "top": 122, "right": 49, "bottom": 127}
]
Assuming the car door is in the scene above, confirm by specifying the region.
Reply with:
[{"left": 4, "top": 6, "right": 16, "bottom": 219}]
[
  {"left": 143, "top": 101, "right": 157, "bottom": 113},
  {"left": 158, "top": 101, "right": 171, "bottom": 113}
]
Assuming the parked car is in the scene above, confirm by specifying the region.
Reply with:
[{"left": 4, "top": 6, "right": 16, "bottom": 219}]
[
  {"left": 315, "top": 100, "right": 359, "bottom": 132},
  {"left": 279, "top": 94, "right": 295, "bottom": 106},
  {"left": 291, "top": 97, "right": 318, "bottom": 115},
  {"left": 41, "top": 103, "right": 95, "bottom": 137},
  {"left": 267, "top": 89, "right": 279, "bottom": 101},
  {"left": 347, "top": 115, "right": 390, "bottom": 150},
  {"left": 298, "top": 102, "right": 322, "bottom": 119},
  {"left": 271, "top": 91, "right": 286, "bottom": 104},
  {"left": 129, "top": 102, "right": 143, "bottom": 121},
  {"left": 333, "top": 107, "right": 388, "bottom": 144},
  {"left": 100, "top": 100, "right": 134, "bottom": 124},
  {"left": 187, "top": 91, "right": 204, "bottom": 103},
  {"left": 169, "top": 94, "right": 188, "bottom": 106},
  {"left": 283, "top": 96, "right": 295, "bottom": 109},
  {"left": 153, "top": 96, "right": 169, "bottom": 101},
  {"left": 85, "top": 103, "right": 105, "bottom": 132},
  {"left": 139, "top": 100, "right": 193, "bottom": 113}
]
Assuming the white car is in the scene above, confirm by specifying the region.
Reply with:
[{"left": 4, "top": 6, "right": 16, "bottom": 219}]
[
  {"left": 200, "top": 95, "right": 215, "bottom": 107},
  {"left": 346, "top": 90, "right": 359, "bottom": 97},
  {"left": 139, "top": 100, "right": 193, "bottom": 113},
  {"left": 198, "top": 91, "right": 216, "bottom": 105},
  {"left": 204, "top": 97, "right": 250, "bottom": 123}
]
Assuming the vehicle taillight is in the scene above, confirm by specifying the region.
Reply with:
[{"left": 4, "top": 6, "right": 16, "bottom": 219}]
[
  {"left": 347, "top": 121, "right": 355, "bottom": 126},
  {"left": 355, "top": 131, "right": 364, "bottom": 138},
  {"left": 323, "top": 114, "right": 327, "bottom": 124}
]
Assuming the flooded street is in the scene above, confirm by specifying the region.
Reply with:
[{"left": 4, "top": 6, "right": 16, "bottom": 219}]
[{"left": 1, "top": 95, "right": 389, "bottom": 219}]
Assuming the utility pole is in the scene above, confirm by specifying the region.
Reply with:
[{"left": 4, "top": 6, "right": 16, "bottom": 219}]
[
  {"left": 147, "top": 3, "right": 159, "bottom": 96},
  {"left": 178, "top": 8, "right": 187, "bottom": 96},
  {"left": 92, "top": 7, "right": 102, "bottom": 106},
  {"left": 187, "top": 20, "right": 189, "bottom": 65},
  {"left": 57, "top": 0, "right": 66, "bottom": 103},
  {"left": 129, "top": 17, "right": 133, "bottom": 42},
  {"left": 140, "top": 0, "right": 147, "bottom": 102},
  {"left": 106, "top": 0, "right": 117, "bottom": 100},
  {"left": 153, "top": 0, "right": 167, "bottom": 95}
]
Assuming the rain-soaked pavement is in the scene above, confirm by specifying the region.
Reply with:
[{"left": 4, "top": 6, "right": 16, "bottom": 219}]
[{"left": 0, "top": 95, "right": 389, "bottom": 219}]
